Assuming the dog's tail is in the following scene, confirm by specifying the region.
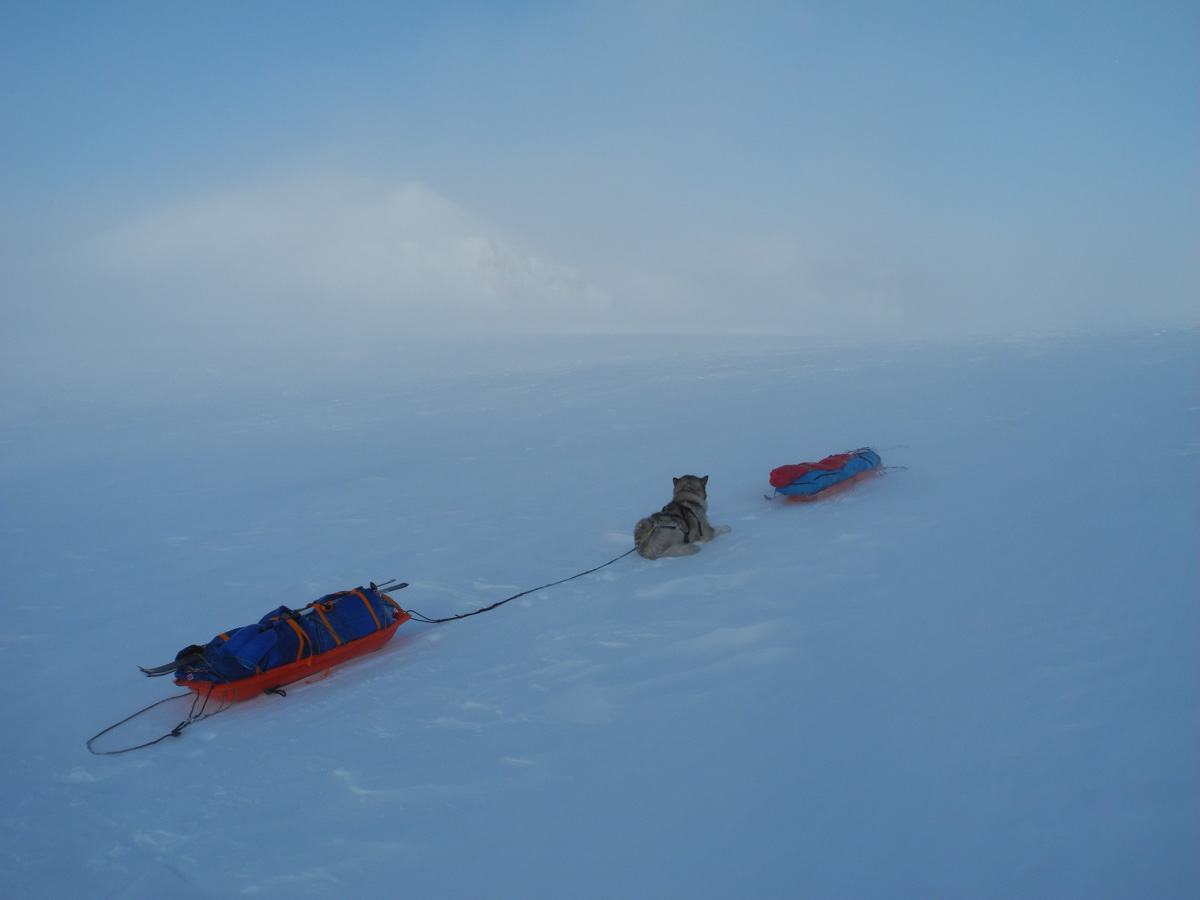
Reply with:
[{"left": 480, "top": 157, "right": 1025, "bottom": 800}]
[{"left": 634, "top": 517, "right": 654, "bottom": 548}]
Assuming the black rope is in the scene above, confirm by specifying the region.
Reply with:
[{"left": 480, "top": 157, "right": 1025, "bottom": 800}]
[
  {"left": 86, "top": 682, "right": 230, "bottom": 756},
  {"left": 406, "top": 546, "right": 639, "bottom": 624}
]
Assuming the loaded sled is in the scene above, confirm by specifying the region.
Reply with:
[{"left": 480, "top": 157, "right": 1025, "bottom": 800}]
[
  {"left": 141, "top": 583, "right": 411, "bottom": 703},
  {"left": 768, "top": 448, "right": 882, "bottom": 501}
]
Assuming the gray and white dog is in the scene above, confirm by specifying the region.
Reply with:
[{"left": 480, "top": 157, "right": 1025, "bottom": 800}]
[{"left": 634, "top": 475, "right": 731, "bottom": 559}]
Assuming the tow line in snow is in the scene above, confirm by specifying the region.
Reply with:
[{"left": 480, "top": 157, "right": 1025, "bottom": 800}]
[{"left": 405, "top": 546, "right": 640, "bottom": 624}]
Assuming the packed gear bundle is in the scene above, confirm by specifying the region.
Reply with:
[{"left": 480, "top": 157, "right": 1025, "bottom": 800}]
[{"left": 767, "top": 448, "right": 882, "bottom": 501}]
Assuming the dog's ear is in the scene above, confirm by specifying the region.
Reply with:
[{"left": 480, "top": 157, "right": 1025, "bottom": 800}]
[{"left": 672, "top": 477, "right": 680, "bottom": 486}]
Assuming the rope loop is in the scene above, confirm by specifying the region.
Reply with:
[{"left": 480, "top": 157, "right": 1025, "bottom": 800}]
[{"left": 87, "top": 683, "right": 231, "bottom": 755}]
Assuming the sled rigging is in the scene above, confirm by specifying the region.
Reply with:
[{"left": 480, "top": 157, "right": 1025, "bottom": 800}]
[{"left": 88, "top": 582, "right": 410, "bottom": 754}]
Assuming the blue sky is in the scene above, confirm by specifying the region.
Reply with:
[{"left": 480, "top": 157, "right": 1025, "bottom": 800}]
[{"left": 2, "top": 1, "right": 1196, "bottom": 347}]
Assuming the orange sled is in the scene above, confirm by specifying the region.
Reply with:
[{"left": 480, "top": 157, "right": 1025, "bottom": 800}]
[{"left": 174, "top": 605, "right": 411, "bottom": 704}]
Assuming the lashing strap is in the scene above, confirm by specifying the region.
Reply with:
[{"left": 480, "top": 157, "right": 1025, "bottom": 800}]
[
  {"left": 282, "top": 617, "right": 311, "bottom": 662},
  {"left": 351, "top": 590, "right": 382, "bottom": 630},
  {"left": 311, "top": 602, "right": 344, "bottom": 647}
]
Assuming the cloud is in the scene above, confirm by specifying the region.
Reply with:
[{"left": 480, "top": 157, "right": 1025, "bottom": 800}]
[
  {"left": 78, "top": 174, "right": 936, "bottom": 340},
  {"left": 85, "top": 174, "right": 612, "bottom": 332}
]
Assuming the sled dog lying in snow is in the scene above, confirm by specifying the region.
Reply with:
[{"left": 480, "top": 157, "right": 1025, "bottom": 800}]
[{"left": 634, "top": 475, "right": 731, "bottom": 559}]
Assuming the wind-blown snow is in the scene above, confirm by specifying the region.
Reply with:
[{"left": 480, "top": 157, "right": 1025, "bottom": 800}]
[{"left": 1, "top": 327, "right": 1196, "bottom": 899}]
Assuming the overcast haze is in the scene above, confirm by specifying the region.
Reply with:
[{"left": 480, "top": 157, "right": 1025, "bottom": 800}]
[{"left": 2, "top": 2, "right": 1197, "bottom": 359}]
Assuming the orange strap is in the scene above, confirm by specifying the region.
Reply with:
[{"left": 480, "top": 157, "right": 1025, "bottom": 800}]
[
  {"left": 283, "top": 618, "right": 311, "bottom": 662},
  {"left": 312, "top": 602, "right": 343, "bottom": 647},
  {"left": 352, "top": 590, "right": 382, "bottom": 630}
]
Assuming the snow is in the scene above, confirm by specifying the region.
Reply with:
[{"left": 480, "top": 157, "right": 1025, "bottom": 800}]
[{"left": 2, "top": 326, "right": 1197, "bottom": 899}]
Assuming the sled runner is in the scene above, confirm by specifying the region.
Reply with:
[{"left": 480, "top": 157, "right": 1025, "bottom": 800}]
[
  {"left": 768, "top": 448, "right": 882, "bottom": 501},
  {"left": 144, "top": 584, "right": 411, "bottom": 704}
]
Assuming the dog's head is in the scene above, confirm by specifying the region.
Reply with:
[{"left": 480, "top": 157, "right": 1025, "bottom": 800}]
[{"left": 671, "top": 474, "right": 709, "bottom": 501}]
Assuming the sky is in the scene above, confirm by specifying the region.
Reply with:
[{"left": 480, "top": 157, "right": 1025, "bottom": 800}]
[{"left": 1, "top": 1, "right": 1197, "bottom": 357}]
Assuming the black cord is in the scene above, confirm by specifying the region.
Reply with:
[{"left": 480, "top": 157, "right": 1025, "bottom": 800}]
[
  {"left": 406, "top": 546, "right": 639, "bottom": 624},
  {"left": 86, "top": 683, "right": 230, "bottom": 756}
]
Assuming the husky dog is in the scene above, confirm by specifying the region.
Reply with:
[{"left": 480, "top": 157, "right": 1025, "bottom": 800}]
[{"left": 634, "top": 475, "right": 731, "bottom": 559}]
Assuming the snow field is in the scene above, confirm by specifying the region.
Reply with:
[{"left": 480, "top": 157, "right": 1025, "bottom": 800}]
[{"left": 1, "top": 326, "right": 1197, "bottom": 898}]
